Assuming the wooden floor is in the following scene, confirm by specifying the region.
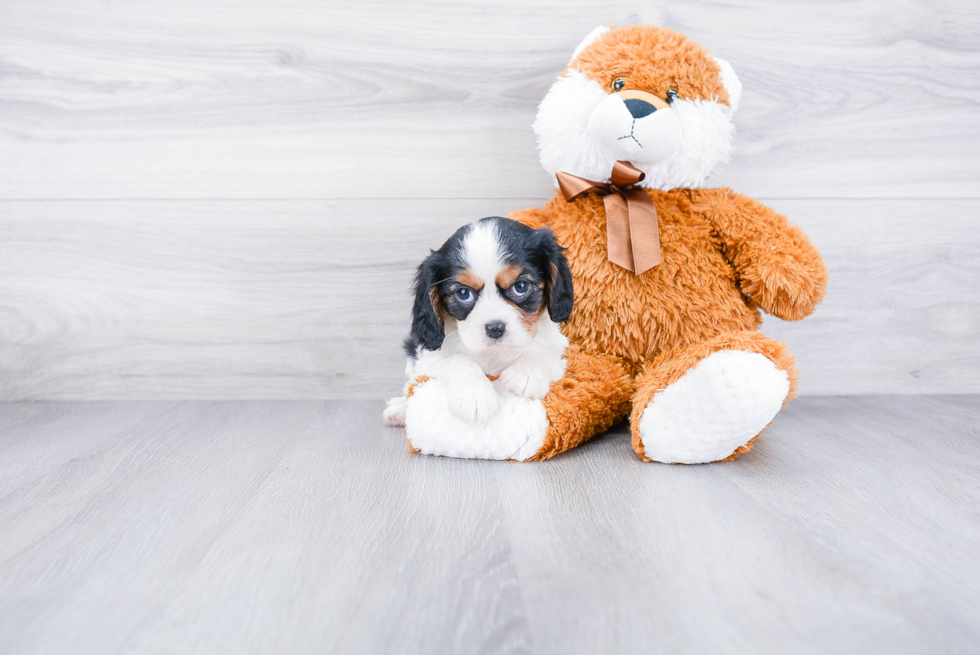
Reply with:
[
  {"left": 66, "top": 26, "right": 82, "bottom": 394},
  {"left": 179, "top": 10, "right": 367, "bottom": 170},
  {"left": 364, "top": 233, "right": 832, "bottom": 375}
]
[{"left": 1, "top": 397, "right": 978, "bottom": 654}]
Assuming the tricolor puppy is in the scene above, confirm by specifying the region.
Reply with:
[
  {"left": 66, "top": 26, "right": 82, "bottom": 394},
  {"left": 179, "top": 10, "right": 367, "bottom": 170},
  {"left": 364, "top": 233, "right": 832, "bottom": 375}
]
[{"left": 383, "top": 217, "right": 573, "bottom": 426}]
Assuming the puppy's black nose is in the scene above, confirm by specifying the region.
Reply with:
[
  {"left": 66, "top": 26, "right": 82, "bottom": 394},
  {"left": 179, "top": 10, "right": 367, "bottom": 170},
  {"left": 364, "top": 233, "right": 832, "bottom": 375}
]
[
  {"left": 624, "top": 98, "right": 656, "bottom": 119},
  {"left": 485, "top": 321, "right": 506, "bottom": 340}
]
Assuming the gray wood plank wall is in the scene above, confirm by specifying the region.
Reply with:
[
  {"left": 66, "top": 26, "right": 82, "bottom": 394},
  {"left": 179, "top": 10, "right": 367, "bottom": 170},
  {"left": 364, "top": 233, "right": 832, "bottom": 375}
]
[{"left": 1, "top": 0, "right": 978, "bottom": 399}]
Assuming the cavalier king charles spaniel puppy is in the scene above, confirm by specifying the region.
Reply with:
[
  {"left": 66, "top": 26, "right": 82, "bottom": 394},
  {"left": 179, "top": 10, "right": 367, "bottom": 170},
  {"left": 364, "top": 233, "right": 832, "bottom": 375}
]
[{"left": 384, "top": 216, "right": 573, "bottom": 426}]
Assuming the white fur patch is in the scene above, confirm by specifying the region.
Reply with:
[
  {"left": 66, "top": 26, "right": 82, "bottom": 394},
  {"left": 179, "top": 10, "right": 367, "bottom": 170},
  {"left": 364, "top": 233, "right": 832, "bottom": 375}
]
[
  {"left": 535, "top": 69, "right": 614, "bottom": 185},
  {"left": 638, "top": 350, "right": 790, "bottom": 464},
  {"left": 405, "top": 379, "right": 549, "bottom": 461}
]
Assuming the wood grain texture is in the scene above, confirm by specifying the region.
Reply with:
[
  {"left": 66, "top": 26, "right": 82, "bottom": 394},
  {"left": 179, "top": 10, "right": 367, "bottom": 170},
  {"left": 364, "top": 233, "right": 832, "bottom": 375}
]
[
  {"left": 1, "top": 397, "right": 978, "bottom": 654},
  {"left": 496, "top": 394, "right": 980, "bottom": 653},
  {"left": 1, "top": 198, "right": 978, "bottom": 400},
  {"left": 1, "top": 0, "right": 978, "bottom": 199},
  {"left": 1, "top": 1, "right": 978, "bottom": 399},
  {"left": 0, "top": 401, "right": 532, "bottom": 654}
]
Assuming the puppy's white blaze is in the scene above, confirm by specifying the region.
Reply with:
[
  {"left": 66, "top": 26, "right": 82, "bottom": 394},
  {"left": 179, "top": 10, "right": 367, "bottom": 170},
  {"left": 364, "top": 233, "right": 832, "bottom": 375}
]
[{"left": 461, "top": 220, "right": 503, "bottom": 286}]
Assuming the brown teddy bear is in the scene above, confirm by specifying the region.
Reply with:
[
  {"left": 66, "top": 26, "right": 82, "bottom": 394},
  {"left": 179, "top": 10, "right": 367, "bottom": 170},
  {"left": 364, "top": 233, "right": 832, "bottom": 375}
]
[{"left": 400, "top": 24, "right": 827, "bottom": 463}]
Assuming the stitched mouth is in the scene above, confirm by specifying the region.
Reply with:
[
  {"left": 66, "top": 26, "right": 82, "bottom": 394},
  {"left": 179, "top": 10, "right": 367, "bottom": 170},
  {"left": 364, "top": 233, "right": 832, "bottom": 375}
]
[{"left": 617, "top": 119, "right": 643, "bottom": 148}]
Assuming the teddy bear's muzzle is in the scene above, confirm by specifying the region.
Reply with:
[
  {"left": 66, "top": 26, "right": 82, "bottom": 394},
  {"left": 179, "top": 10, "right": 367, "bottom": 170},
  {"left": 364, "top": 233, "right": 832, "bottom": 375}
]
[{"left": 587, "top": 91, "right": 683, "bottom": 166}]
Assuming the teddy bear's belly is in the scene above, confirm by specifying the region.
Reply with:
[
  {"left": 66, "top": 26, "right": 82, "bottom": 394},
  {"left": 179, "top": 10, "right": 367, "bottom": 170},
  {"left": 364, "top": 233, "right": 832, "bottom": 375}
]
[{"left": 561, "top": 242, "right": 761, "bottom": 375}]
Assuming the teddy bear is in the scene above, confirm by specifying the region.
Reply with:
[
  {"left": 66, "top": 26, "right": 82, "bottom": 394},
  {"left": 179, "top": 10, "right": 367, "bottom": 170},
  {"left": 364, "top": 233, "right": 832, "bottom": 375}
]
[{"left": 401, "top": 24, "right": 827, "bottom": 463}]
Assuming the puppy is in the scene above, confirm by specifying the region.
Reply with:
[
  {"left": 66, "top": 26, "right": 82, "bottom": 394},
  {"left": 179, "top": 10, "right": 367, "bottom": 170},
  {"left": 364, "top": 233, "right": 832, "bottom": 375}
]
[{"left": 383, "top": 216, "right": 573, "bottom": 426}]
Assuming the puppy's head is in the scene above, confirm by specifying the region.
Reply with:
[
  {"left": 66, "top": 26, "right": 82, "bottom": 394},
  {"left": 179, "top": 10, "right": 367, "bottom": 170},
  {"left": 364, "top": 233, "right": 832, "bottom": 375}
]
[
  {"left": 534, "top": 25, "right": 742, "bottom": 190},
  {"left": 411, "top": 217, "right": 573, "bottom": 354}
]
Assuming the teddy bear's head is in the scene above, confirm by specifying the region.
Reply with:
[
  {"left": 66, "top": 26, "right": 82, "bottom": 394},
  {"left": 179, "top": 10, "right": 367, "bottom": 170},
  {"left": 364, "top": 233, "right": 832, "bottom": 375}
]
[{"left": 534, "top": 25, "right": 742, "bottom": 190}]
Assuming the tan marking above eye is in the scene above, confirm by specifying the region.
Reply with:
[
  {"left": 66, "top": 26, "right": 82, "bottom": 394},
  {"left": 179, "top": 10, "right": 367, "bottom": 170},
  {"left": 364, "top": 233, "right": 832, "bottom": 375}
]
[
  {"left": 616, "top": 88, "right": 670, "bottom": 110},
  {"left": 456, "top": 270, "right": 484, "bottom": 291},
  {"left": 495, "top": 264, "right": 523, "bottom": 289}
]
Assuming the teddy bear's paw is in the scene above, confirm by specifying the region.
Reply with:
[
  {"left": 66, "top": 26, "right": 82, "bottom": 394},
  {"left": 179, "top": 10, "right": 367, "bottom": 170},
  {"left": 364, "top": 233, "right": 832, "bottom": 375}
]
[
  {"left": 498, "top": 362, "right": 552, "bottom": 400},
  {"left": 447, "top": 377, "right": 499, "bottom": 424},
  {"left": 744, "top": 255, "right": 824, "bottom": 321},
  {"left": 404, "top": 380, "right": 548, "bottom": 460},
  {"left": 637, "top": 350, "right": 790, "bottom": 464}
]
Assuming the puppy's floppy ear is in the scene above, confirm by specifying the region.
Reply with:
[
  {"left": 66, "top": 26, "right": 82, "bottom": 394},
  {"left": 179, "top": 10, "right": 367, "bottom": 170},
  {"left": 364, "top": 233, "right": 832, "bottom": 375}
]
[
  {"left": 536, "top": 228, "right": 574, "bottom": 323},
  {"left": 410, "top": 252, "right": 445, "bottom": 351}
]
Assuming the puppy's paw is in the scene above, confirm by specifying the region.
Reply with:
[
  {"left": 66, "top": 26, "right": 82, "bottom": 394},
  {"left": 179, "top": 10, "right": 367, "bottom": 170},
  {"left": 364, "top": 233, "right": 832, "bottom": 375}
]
[
  {"left": 499, "top": 362, "right": 552, "bottom": 400},
  {"left": 447, "top": 377, "right": 498, "bottom": 423},
  {"left": 383, "top": 397, "right": 407, "bottom": 427}
]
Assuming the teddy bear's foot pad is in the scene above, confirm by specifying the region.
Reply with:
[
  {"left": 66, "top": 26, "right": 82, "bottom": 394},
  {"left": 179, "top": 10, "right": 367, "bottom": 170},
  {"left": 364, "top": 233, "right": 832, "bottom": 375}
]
[
  {"left": 404, "top": 379, "right": 548, "bottom": 460},
  {"left": 638, "top": 350, "right": 790, "bottom": 464}
]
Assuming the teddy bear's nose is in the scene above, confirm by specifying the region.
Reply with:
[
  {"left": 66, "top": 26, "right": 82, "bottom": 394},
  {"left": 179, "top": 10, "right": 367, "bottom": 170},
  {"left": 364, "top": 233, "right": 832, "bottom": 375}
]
[{"left": 624, "top": 98, "right": 656, "bottom": 119}]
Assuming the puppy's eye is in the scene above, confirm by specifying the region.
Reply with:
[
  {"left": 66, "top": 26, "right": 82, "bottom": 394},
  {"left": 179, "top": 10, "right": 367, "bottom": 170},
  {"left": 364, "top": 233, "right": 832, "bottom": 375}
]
[
  {"left": 611, "top": 77, "right": 626, "bottom": 92},
  {"left": 511, "top": 281, "right": 530, "bottom": 297},
  {"left": 455, "top": 287, "right": 474, "bottom": 303}
]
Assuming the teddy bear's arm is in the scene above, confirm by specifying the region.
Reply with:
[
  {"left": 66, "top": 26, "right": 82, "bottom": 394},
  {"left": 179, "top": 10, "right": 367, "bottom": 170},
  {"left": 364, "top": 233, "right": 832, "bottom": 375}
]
[{"left": 695, "top": 189, "right": 828, "bottom": 321}]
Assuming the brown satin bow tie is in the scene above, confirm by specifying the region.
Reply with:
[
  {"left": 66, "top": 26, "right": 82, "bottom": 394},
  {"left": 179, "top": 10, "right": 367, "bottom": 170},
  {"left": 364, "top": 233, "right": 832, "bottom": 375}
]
[{"left": 556, "top": 161, "right": 663, "bottom": 275}]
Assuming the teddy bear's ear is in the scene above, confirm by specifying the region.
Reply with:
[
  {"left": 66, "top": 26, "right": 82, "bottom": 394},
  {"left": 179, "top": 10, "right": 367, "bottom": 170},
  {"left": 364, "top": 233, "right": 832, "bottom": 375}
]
[
  {"left": 710, "top": 55, "right": 742, "bottom": 114},
  {"left": 568, "top": 26, "right": 609, "bottom": 65}
]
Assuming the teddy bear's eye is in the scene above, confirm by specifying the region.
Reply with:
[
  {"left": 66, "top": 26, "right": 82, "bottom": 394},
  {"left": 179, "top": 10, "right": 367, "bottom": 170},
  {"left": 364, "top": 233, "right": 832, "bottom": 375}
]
[
  {"left": 666, "top": 89, "right": 678, "bottom": 103},
  {"left": 611, "top": 77, "right": 626, "bottom": 92}
]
